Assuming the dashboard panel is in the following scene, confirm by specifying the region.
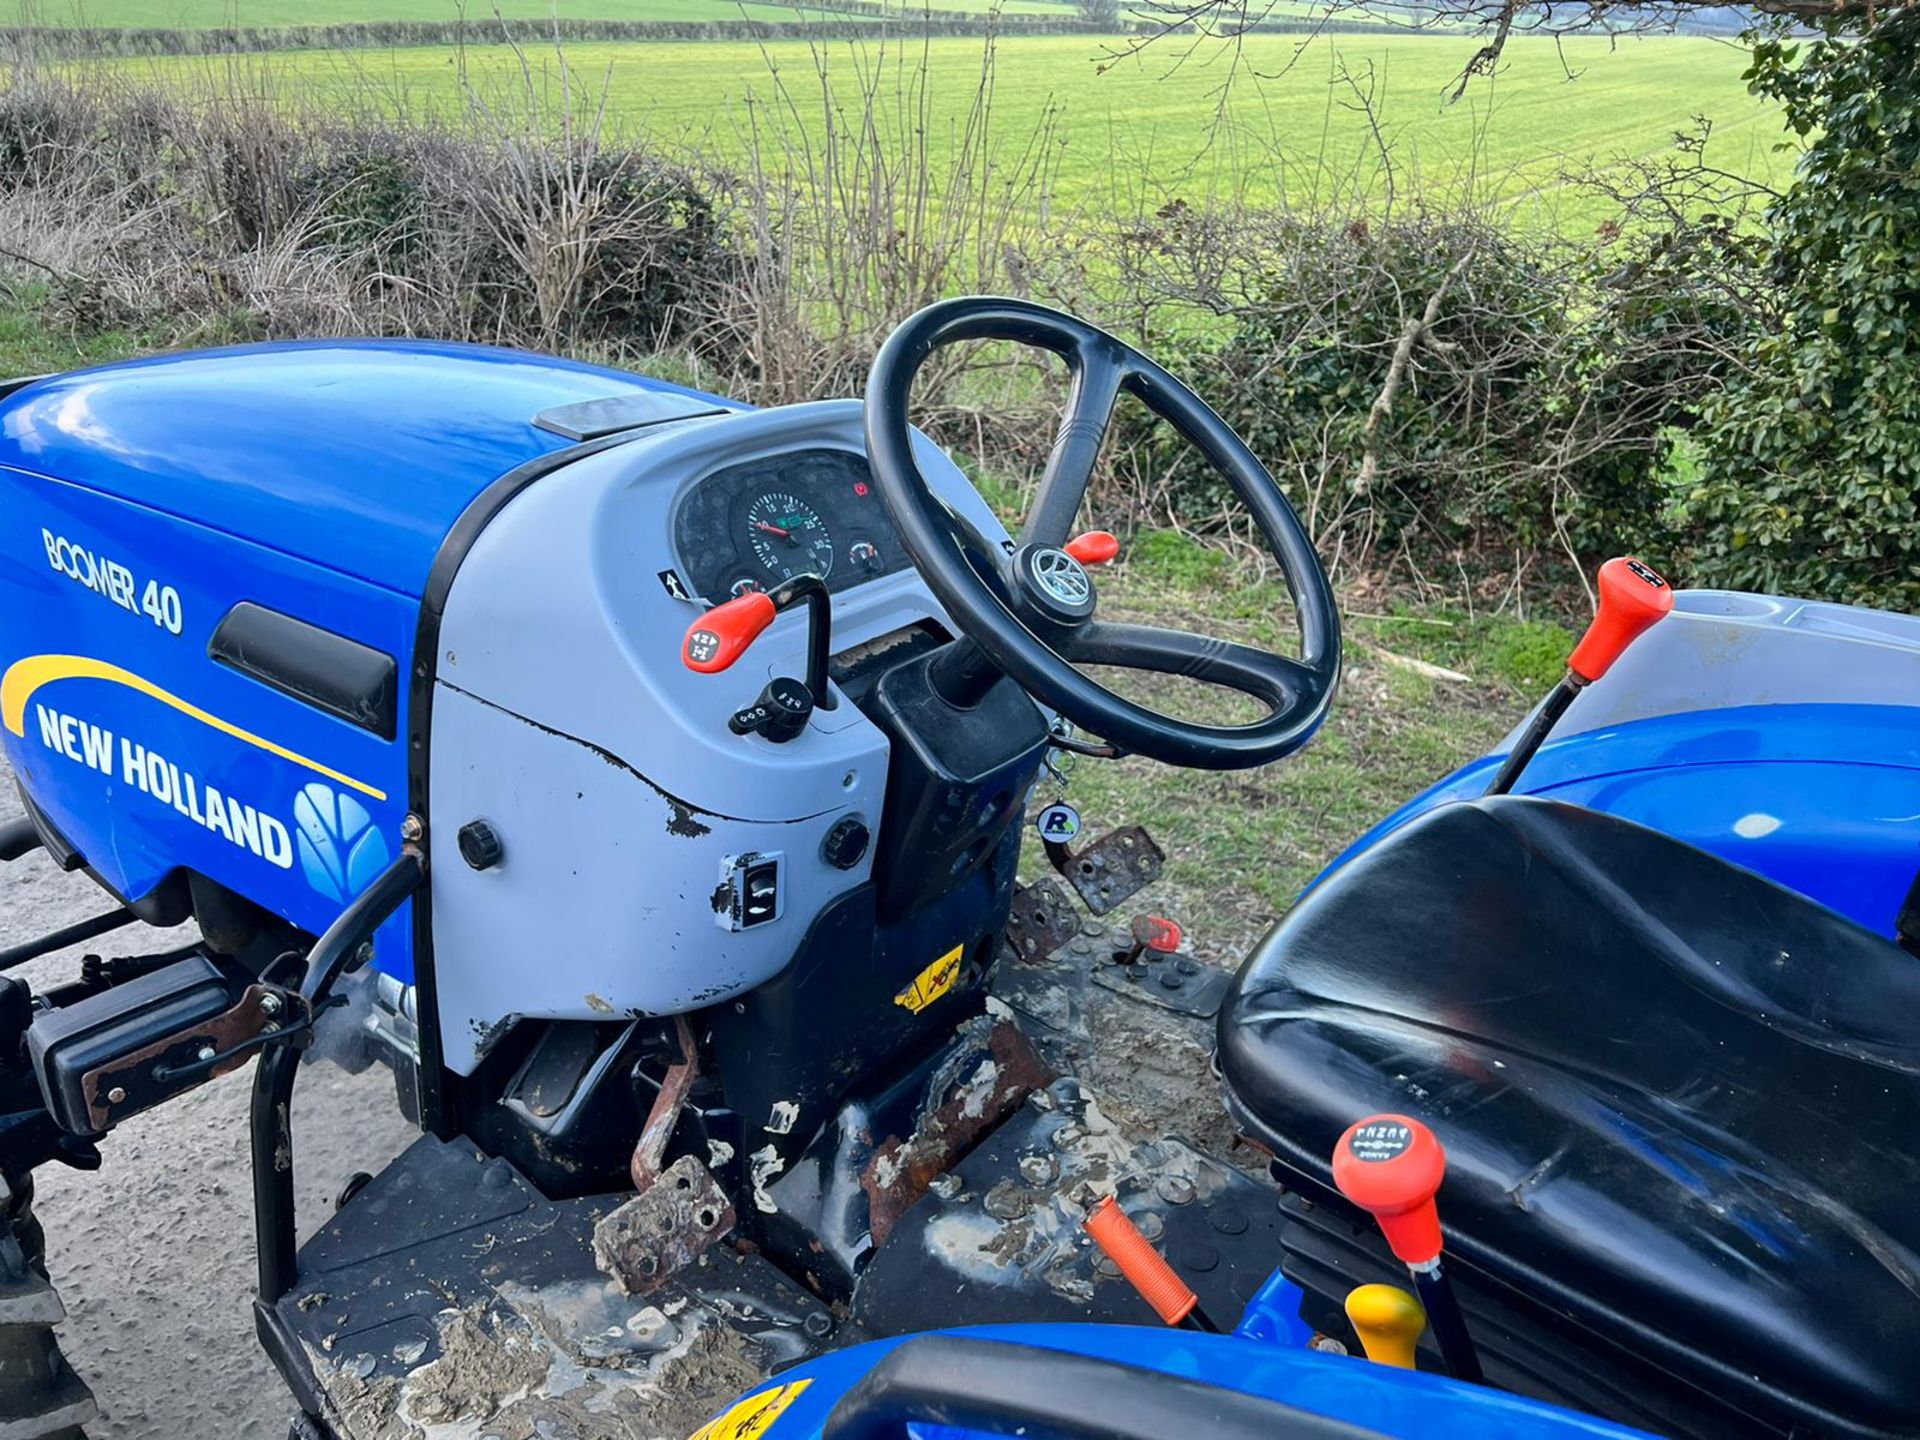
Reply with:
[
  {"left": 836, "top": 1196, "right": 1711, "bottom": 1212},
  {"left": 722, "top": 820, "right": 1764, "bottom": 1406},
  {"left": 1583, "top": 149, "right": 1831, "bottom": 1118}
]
[{"left": 672, "top": 448, "right": 912, "bottom": 601}]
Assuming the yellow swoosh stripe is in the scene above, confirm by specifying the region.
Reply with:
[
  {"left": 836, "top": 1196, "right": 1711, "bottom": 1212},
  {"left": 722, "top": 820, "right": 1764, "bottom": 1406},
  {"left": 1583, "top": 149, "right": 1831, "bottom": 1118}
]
[{"left": 2, "top": 654, "right": 387, "bottom": 801}]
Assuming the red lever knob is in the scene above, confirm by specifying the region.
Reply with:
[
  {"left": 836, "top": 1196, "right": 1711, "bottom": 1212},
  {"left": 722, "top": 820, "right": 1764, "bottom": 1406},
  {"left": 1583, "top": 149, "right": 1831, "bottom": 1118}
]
[
  {"left": 1131, "top": 914, "right": 1183, "bottom": 954},
  {"left": 1064, "top": 530, "right": 1120, "bottom": 566},
  {"left": 1331, "top": 1114, "right": 1447, "bottom": 1266},
  {"left": 1567, "top": 556, "right": 1673, "bottom": 684},
  {"left": 683, "top": 592, "right": 777, "bottom": 673}
]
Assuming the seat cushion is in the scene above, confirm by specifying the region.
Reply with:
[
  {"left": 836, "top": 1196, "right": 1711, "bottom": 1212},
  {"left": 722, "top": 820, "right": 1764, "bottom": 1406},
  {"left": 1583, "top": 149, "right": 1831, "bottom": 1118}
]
[{"left": 1220, "top": 797, "right": 1920, "bottom": 1438}]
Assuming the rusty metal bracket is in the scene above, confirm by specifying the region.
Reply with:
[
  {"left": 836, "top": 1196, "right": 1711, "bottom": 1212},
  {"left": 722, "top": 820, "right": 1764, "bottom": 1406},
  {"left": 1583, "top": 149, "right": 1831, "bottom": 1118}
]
[
  {"left": 83, "top": 983, "right": 310, "bottom": 1131},
  {"left": 592, "top": 1153, "right": 737, "bottom": 1295},
  {"left": 629, "top": 1013, "right": 698, "bottom": 1198},
  {"left": 630, "top": 1015, "right": 700, "bottom": 1193},
  {"left": 1005, "top": 879, "right": 1082, "bottom": 963},
  {"left": 1045, "top": 826, "right": 1165, "bottom": 916}
]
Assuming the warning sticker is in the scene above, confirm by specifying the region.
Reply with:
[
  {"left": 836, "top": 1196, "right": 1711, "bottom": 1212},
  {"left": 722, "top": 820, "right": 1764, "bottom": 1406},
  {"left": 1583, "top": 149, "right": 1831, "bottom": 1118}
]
[
  {"left": 688, "top": 1379, "right": 812, "bottom": 1440},
  {"left": 894, "top": 943, "right": 965, "bottom": 1014}
]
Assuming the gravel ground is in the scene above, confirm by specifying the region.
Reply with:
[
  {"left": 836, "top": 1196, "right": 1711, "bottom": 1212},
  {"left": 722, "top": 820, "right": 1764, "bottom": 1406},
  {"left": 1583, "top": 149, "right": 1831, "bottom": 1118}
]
[{"left": 2, "top": 754, "right": 419, "bottom": 1439}]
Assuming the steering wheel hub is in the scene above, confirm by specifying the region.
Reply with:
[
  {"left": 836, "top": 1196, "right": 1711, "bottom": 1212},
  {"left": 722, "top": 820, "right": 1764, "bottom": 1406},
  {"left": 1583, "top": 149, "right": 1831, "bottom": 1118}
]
[{"left": 1018, "top": 544, "right": 1097, "bottom": 623}]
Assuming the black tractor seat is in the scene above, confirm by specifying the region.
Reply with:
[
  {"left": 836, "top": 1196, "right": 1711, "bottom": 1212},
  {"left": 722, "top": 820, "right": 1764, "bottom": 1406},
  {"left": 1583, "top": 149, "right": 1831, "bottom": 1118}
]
[{"left": 1219, "top": 796, "right": 1920, "bottom": 1440}]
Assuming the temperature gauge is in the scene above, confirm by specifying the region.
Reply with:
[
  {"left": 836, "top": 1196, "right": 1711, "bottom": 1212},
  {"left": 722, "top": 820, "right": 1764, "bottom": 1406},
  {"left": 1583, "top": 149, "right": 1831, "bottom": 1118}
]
[{"left": 848, "top": 539, "right": 882, "bottom": 574}]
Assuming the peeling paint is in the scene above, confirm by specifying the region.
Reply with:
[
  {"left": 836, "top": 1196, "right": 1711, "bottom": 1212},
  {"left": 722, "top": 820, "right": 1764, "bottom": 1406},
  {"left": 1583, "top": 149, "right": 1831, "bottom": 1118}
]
[{"left": 749, "top": 1145, "right": 784, "bottom": 1215}]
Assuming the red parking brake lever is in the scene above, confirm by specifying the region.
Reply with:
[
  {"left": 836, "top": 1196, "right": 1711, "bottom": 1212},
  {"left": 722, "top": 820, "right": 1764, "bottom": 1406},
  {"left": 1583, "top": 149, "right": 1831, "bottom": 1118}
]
[
  {"left": 1332, "top": 1114, "right": 1483, "bottom": 1384},
  {"left": 1568, "top": 556, "right": 1673, "bottom": 684},
  {"left": 1488, "top": 555, "right": 1672, "bottom": 796},
  {"left": 683, "top": 591, "right": 777, "bottom": 673},
  {"left": 1065, "top": 530, "right": 1120, "bottom": 566}
]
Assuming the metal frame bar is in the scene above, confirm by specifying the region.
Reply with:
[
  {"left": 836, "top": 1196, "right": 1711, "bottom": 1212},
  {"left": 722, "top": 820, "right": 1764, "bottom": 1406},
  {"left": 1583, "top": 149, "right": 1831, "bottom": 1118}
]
[{"left": 251, "top": 849, "right": 425, "bottom": 1303}]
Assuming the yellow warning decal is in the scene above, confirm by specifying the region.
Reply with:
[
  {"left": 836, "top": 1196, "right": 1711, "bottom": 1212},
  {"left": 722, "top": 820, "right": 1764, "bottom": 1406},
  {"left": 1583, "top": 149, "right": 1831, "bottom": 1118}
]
[
  {"left": 1, "top": 654, "right": 385, "bottom": 800},
  {"left": 894, "top": 943, "right": 965, "bottom": 1014},
  {"left": 688, "top": 1378, "right": 812, "bottom": 1440}
]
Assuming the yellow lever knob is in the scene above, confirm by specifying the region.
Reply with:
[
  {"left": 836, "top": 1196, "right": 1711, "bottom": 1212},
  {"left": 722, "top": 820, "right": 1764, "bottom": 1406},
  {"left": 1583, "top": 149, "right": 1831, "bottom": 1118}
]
[{"left": 1345, "top": 1283, "right": 1426, "bottom": 1369}]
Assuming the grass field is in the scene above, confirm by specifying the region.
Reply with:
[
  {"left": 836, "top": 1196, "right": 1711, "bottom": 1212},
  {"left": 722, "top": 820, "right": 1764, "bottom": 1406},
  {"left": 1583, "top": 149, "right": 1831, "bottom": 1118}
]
[
  {"left": 27, "top": 0, "right": 1081, "bottom": 22},
  {"left": 107, "top": 33, "right": 1790, "bottom": 227}
]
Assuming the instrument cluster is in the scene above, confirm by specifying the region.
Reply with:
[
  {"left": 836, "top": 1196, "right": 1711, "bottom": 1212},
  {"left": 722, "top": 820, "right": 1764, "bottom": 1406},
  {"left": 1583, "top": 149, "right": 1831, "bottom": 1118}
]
[{"left": 671, "top": 448, "right": 911, "bottom": 601}]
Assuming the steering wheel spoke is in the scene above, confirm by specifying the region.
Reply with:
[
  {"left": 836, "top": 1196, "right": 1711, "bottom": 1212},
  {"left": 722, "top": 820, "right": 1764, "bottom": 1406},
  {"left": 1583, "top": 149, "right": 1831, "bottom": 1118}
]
[
  {"left": 1021, "top": 344, "right": 1131, "bottom": 548},
  {"left": 1060, "top": 622, "right": 1321, "bottom": 716}
]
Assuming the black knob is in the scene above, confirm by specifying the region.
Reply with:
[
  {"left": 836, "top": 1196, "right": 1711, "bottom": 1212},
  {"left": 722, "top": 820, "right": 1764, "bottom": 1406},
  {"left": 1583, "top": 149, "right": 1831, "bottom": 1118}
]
[
  {"left": 458, "top": 820, "right": 503, "bottom": 870},
  {"left": 729, "top": 676, "right": 814, "bottom": 743},
  {"left": 821, "top": 815, "right": 871, "bottom": 870}
]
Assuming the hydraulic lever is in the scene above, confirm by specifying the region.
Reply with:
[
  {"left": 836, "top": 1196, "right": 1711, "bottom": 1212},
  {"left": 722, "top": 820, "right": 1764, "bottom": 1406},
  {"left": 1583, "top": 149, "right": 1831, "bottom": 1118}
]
[
  {"left": 681, "top": 573, "right": 836, "bottom": 742},
  {"left": 1487, "top": 556, "right": 1673, "bottom": 796}
]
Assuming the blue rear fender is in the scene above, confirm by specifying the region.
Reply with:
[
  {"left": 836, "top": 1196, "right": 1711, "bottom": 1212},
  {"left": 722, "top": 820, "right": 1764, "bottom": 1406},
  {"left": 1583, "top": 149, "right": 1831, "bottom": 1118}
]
[
  {"left": 1315, "top": 702, "right": 1920, "bottom": 936},
  {"left": 701, "top": 1321, "right": 1656, "bottom": 1439}
]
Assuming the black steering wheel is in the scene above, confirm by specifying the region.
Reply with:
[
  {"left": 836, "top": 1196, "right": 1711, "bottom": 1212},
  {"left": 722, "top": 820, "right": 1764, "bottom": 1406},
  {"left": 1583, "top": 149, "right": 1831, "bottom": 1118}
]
[{"left": 863, "top": 297, "right": 1340, "bottom": 771}]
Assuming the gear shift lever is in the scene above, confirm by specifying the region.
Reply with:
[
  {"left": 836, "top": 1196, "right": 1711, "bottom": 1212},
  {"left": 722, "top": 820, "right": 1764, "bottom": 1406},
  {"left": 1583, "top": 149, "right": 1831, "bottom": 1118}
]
[
  {"left": 1487, "top": 556, "right": 1672, "bottom": 796},
  {"left": 1332, "top": 1113, "right": 1484, "bottom": 1384}
]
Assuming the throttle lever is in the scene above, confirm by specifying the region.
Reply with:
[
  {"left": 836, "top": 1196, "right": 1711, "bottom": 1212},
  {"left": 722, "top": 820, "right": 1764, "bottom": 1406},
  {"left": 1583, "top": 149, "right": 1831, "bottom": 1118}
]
[{"left": 1487, "top": 555, "right": 1672, "bottom": 796}]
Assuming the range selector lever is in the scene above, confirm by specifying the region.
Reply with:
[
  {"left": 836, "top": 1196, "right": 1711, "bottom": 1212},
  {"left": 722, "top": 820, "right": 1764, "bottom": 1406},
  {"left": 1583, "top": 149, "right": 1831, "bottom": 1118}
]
[
  {"left": 681, "top": 574, "right": 836, "bottom": 740},
  {"left": 1332, "top": 1113, "right": 1484, "bottom": 1385},
  {"left": 1487, "top": 554, "right": 1673, "bottom": 796},
  {"left": 684, "top": 591, "right": 777, "bottom": 673},
  {"left": 729, "top": 676, "right": 814, "bottom": 744}
]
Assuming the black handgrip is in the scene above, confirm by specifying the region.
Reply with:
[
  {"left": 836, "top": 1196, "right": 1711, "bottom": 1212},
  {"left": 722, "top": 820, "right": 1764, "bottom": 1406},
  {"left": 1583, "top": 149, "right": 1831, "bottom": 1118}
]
[
  {"left": 823, "top": 1336, "right": 1390, "bottom": 1440},
  {"left": 0, "top": 815, "right": 41, "bottom": 863}
]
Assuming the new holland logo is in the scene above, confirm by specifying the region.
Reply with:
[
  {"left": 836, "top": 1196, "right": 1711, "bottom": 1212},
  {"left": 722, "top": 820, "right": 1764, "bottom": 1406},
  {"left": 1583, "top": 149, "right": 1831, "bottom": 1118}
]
[{"left": 293, "top": 781, "right": 392, "bottom": 902}]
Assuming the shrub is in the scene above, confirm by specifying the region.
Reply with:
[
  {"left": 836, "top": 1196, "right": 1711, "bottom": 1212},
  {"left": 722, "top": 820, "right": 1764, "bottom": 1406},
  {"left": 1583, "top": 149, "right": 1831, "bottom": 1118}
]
[
  {"left": 1690, "top": 14, "right": 1920, "bottom": 606},
  {"left": 1103, "top": 202, "right": 1732, "bottom": 584}
]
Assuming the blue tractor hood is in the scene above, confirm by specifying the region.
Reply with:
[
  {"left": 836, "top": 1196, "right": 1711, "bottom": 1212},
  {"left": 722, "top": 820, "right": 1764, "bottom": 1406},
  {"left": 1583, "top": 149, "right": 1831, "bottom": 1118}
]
[{"left": 0, "top": 339, "right": 734, "bottom": 597}]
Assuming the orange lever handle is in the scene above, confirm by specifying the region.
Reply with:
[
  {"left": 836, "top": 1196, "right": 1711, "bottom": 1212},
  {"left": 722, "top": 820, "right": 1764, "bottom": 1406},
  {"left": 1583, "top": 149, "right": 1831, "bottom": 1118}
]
[
  {"left": 684, "top": 591, "right": 777, "bottom": 673},
  {"left": 1331, "top": 1114, "right": 1447, "bottom": 1267},
  {"left": 1567, "top": 556, "right": 1673, "bottom": 684},
  {"left": 1065, "top": 530, "right": 1120, "bottom": 566},
  {"left": 1084, "top": 1195, "right": 1198, "bottom": 1326}
]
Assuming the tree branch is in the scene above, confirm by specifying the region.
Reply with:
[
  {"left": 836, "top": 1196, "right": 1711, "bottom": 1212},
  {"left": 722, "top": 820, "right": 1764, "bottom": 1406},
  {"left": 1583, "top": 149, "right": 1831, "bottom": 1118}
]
[{"left": 1356, "top": 245, "right": 1475, "bottom": 496}]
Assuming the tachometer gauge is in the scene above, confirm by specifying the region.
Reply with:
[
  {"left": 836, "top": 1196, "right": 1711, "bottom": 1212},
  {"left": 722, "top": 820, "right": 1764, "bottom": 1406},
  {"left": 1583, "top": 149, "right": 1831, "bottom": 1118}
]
[{"left": 746, "top": 491, "right": 836, "bottom": 582}]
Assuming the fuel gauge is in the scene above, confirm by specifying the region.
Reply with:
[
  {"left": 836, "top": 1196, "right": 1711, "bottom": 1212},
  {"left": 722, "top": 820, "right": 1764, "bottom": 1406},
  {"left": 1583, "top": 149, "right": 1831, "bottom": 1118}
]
[{"left": 848, "top": 539, "right": 882, "bottom": 575}]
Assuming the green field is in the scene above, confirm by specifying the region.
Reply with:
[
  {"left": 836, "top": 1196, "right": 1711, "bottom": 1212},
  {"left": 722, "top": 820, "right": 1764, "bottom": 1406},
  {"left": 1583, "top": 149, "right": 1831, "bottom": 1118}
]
[
  {"left": 28, "top": 0, "right": 1081, "bottom": 22},
  {"left": 111, "top": 33, "right": 1790, "bottom": 226}
]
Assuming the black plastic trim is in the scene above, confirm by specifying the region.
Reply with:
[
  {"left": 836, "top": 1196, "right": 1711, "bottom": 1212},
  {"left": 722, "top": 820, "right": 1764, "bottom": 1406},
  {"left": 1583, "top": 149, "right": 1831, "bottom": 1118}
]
[
  {"left": 0, "top": 373, "right": 51, "bottom": 404},
  {"left": 406, "top": 430, "right": 654, "bottom": 1137},
  {"left": 210, "top": 601, "right": 398, "bottom": 739},
  {"left": 0, "top": 815, "right": 39, "bottom": 863},
  {"left": 532, "top": 390, "right": 728, "bottom": 441},
  {"left": 823, "top": 1336, "right": 1388, "bottom": 1440}
]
